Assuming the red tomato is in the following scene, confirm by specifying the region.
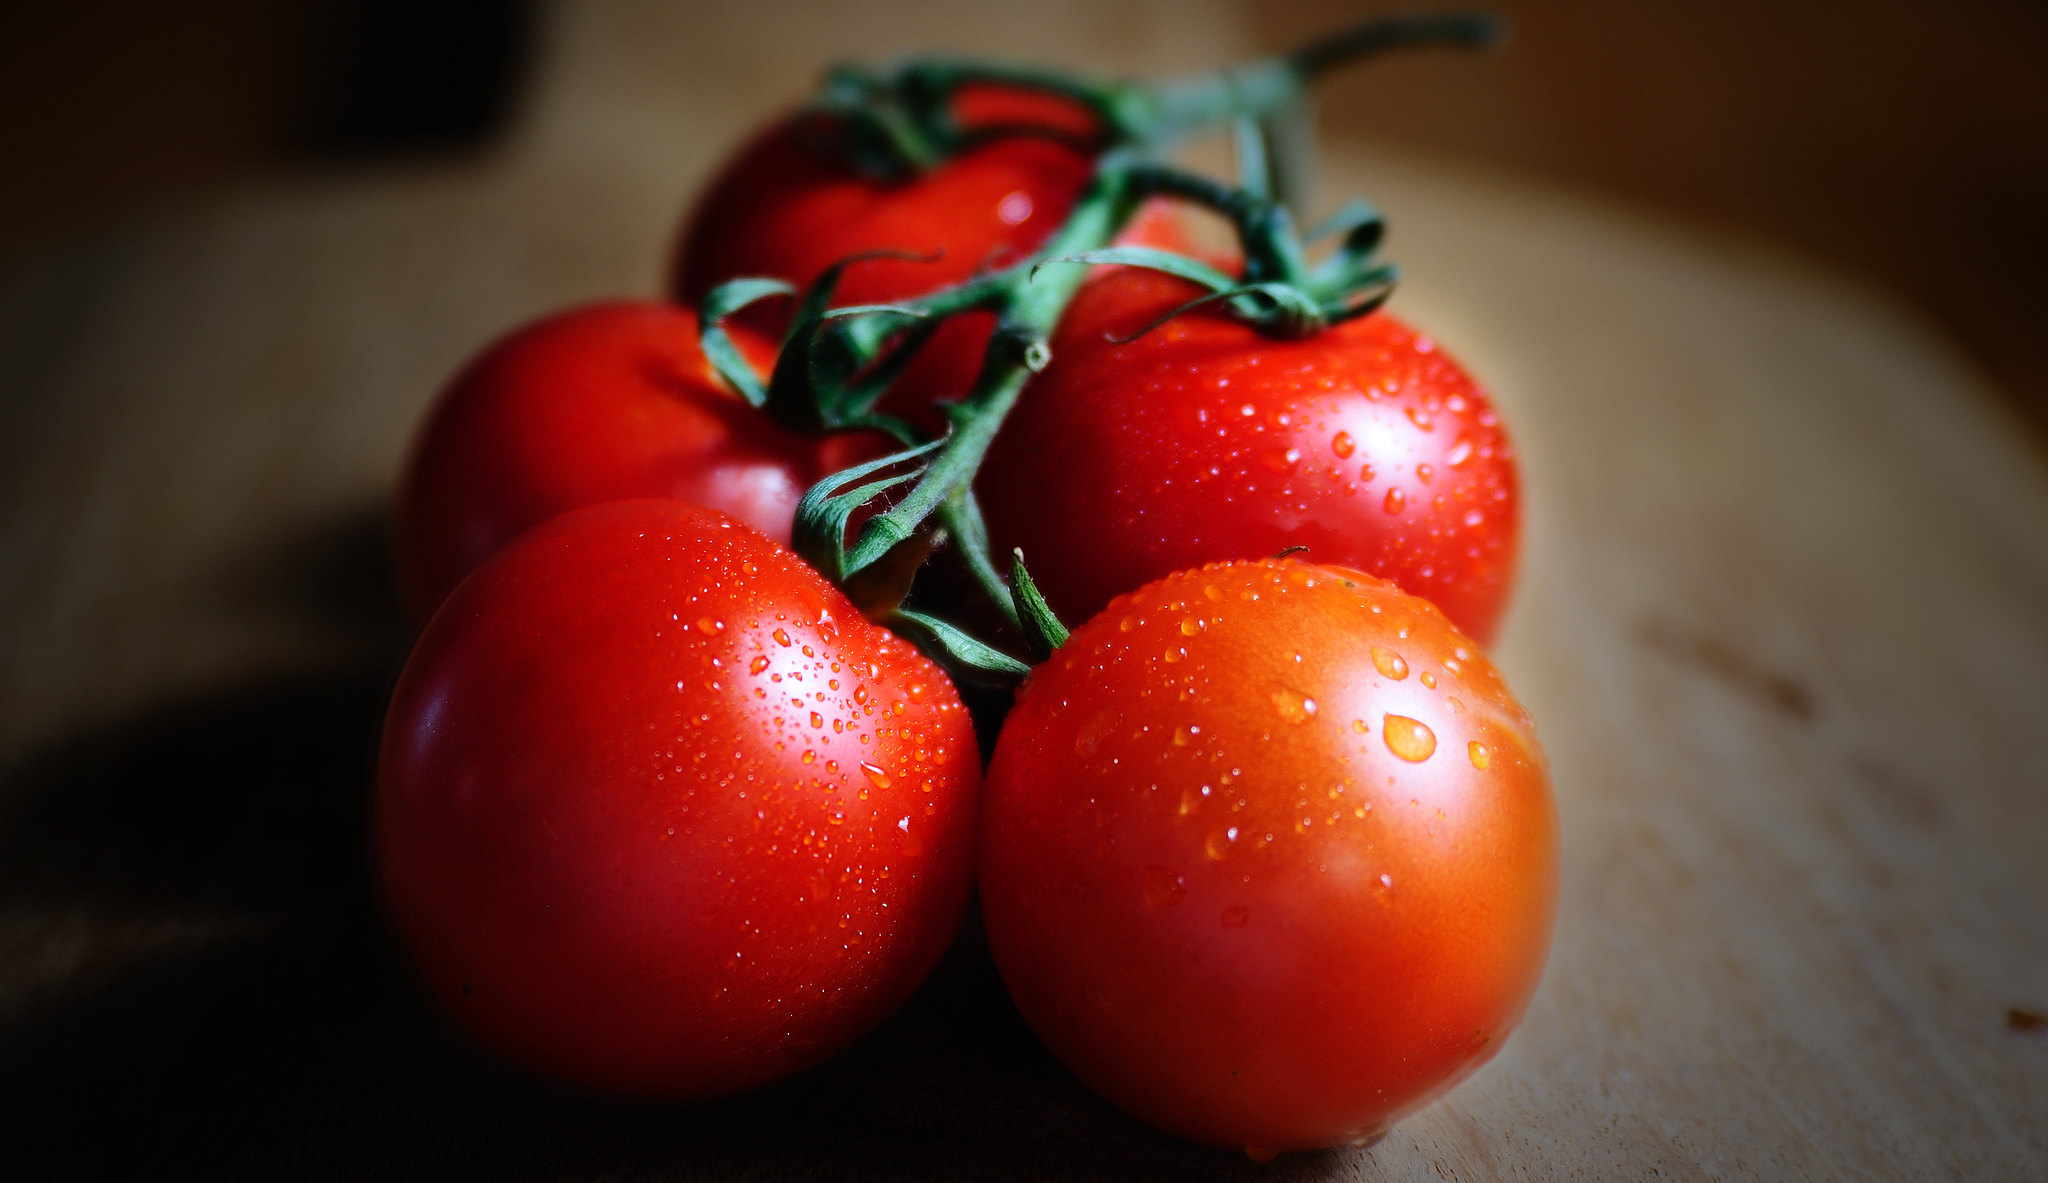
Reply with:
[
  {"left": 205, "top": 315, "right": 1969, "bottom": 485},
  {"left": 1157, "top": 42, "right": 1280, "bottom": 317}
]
[
  {"left": 395, "top": 301, "right": 872, "bottom": 620},
  {"left": 978, "top": 266, "right": 1519, "bottom": 643},
  {"left": 378, "top": 500, "right": 980, "bottom": 1097},
  {"left": 672, "top": 115, "right": 1092, "bottom": 406},
  {"left": 979, "top": 559, "right": 1557, "bottom": 1154},
  {"left": 672, "top": 113, "right": 1202, "bottom": 421}
]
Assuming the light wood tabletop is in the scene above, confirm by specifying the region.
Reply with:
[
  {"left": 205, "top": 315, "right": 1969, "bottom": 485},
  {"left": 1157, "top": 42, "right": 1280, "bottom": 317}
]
[{"left": 3, "top": 2, "right": 2044, "bottom": 1178}]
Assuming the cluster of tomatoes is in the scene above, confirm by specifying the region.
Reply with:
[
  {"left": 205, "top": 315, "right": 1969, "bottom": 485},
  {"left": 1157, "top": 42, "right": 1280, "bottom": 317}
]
[{"left": 377, "top": 28, "right": 1556, "bottom": 1162}]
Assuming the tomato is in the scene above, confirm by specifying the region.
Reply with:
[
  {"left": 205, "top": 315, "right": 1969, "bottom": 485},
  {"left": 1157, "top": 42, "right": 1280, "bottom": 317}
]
[
  {"left": 978, "top": 559, "right": 1557, "bottom": 1155},
  {"left": 671, "top": 112, "right": 1202, "bottom": 423},
  {"left": 378, "top": 500, "right": 981, "bottom": 1096},
  {"left": 395, "top": 300, "right": 873, "bottom": 620},
  {"left": 672, "top": 115, "right": 1091, "bottom": 408},
  {"left": 977, "top": 265, "right": 1519, "bottom": 644}
]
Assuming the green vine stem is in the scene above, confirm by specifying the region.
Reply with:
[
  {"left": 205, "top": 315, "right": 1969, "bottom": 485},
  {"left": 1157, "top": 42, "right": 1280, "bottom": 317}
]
[{"left": 825, "top": 12, "right": 1502, "bottom": 175}]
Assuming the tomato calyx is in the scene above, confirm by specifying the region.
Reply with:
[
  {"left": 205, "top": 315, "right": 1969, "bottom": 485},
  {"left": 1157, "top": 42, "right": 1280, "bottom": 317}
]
[{"left": 687, "top": 15, "right": 1506, "bottom": 686}]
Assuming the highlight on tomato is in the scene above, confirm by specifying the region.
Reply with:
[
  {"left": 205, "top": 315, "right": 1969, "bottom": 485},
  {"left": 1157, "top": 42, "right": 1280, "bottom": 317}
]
[
  {"left": 377, "top": 500, "right": 981, "bottom": 1097},
  {"left": 978, "top": 558, "right": 1557, "bottom": 1156},
  {"left": 977, "top": 264, "right": 1519, "bottom": 644},
  {"left": 394, "top": 300, "right": 874, "bottom": 620}
]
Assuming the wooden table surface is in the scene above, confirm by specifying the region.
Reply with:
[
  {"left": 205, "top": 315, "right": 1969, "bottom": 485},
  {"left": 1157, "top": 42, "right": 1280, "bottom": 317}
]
[{"left": 3, "top": 2, "right": 2045, "bottom": 1178}]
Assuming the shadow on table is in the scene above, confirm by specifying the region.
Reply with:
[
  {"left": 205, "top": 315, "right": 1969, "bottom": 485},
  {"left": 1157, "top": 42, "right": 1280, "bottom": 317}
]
[{"left": 0, "top": 512, "right": 1337, "bottom": 1181}]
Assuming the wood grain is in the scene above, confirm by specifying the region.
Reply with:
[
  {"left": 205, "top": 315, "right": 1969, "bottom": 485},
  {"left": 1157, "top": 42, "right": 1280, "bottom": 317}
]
[{"left": 2, "top": 1, "right": 2043, "bottom": 1177}]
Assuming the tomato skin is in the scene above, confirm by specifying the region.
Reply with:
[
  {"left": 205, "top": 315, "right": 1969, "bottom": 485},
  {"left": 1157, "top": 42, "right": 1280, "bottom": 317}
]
[
  {"left": 395, "top": 301, "right": 870, "bottom": 620},
  {"left": 671, "top": 115, "right": 1202, "bottom": 420},
  {"left": 979, "top": 559, "right": 1556, "bottom": 1152},
  {"left": 978, "top": 266, "right": 1519, "bottom": 644},
  {"left": 673, "top": 112, "right": 1092, "bottom": 326},
  {"left": 378, "top": 500, "right": 980, "bottom": 1097}
]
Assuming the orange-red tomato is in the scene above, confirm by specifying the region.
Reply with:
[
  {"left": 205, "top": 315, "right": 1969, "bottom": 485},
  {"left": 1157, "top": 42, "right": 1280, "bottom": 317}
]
[
  {"left": 979, "top": 559, "right": 1557, "bottom": 1154},
  {"left": 378, "top": 501, "right": 981, "bottom": 1096},
  {"left": 979, "top": 266, "right": 1520, "bottom": 644},
  {"left": 395, "top": 301, "right": 871, "bottom": 620}
]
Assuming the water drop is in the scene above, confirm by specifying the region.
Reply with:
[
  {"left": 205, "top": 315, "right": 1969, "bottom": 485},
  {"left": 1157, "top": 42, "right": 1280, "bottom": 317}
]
[
  {"left": 1420, "top": 671, "right": 1437, "bottom": 689},
  {"left": 696, "top": 617, "right": 725, "bottom": 635},
  {"left": 1271, "top": 689, "right": 1318, "bottom": 723},
  {"left": 1383, "top": 487, "right": 1406, "bottom": 514},
  {"left": 1447, "top": 436, "right": 1474, "bottom": 466},
  {"left": 1468, "top": 741, "right": 1491, "bottom": 769},
  {"left": 861, "top": 762, "right": 892, "bottom": 789},
  {"left": 1405, "top": 406, "right": 1433, "bottom": 431},
  {"left": 809, "top": 712, "right": 824, "bottom": 728},
  {"left": 1204, "top": 825, "right": 1240, "bottom": 860},
  {"left": 749, "top": 656, "right": 770, "bottom": 675},
  {"left": 996, "top": 189, "right": 1033, "bottom": 225},
  {"left": 1370, "top": 646, "right": 1409, "bottom": 680},
  {"left": 1180, "top": 615, "right": 1203, "bottom": 636},
  {"left": 1331, "top": 430, "right": 1356, "bottom": 458},
  {"left": 1383, "top": 714, "right": 1437, "bottom": 762},
  {"left": 801, "top": 750, "right": 815, "bottom": 765}
]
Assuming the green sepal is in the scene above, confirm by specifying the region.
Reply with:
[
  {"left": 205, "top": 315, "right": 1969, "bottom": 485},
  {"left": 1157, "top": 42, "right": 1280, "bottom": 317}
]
[
  {"left": 791, "top": 441, "right": 940, "bottom": 585},
  {"left": 888, "top": 607, "right": 1033, "bottom": 680},
  {"left": 697, "top": 277, "right": 796, "bottom": 407},
  {"left": 766, "top": 252, "right": 943, "bottom": 433},
  {"left": 1008, "top": 549, "right": 1070, "bottom": 661}
]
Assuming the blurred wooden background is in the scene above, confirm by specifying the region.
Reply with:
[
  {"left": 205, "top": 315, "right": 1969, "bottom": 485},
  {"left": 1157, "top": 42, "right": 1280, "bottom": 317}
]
[{"left": 5, "top": 0, "right": 2046, "bottom": 435}]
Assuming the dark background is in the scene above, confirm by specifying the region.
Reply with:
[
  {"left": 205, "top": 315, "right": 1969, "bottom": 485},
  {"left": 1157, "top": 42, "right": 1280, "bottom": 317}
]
[{"left": 3, "top": 0, "right": 2044, "bottom": 436}]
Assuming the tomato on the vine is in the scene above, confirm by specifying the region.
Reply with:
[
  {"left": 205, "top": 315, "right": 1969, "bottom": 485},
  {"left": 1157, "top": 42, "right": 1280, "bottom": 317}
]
[
  {"left": 671, "top": 111, "right": 1203, "bottom": 420},
  {"left": 395, "top": 301, "right": 873, "bottom": 620},
  {"left": 978, "top": 558, "right": 1557, "bottom": 1154},
  {"left": 978, "top": 265, "right": 1519, "bottom": 643},
  {"left": 378, "top": 500, "right": 981, "bottom": 1097}
]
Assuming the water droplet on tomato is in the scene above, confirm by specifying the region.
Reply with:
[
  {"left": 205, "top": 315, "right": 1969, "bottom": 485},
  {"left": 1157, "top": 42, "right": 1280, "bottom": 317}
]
[
  {"left": 696, "top": 617, "right": 725, "bottom": 635},
  {"left": 1370, "top": 647, "right": 1408, "bottom": 679},
  {"left": 810, "top": 712, "right": 824, "bottom": 728},
  {"left": 996, "top": 189, "right": 1034, "bottom": 225},
  {"left": 801, "top": 750, "right": 815, "bottom": 765},
  {"left": 1383, "top": 487, "right": 1406, "bottom": 514},
  {"left": 1420, "top": 671, "right": 1437, "bottom": 689},
  {"left": 861, "top": 762, "right": 892, "bottom": 789},
  {"left": 1271, "top": 689, "right": 1317, "bottom": 723},
  {"left": 1406, "top": 406, "right": 1434, "bottom": 431},
  {"left": 1447, "top": 435, "right": 1475, "bottom": 466},
  {"left": 1141, "top": 867, "right": 1186, "bottom": 908},
  {"left": 749, "top": 656, "right": 770, "bottom": 675},
  {"left": 1383, "top": 714, "right": 1436, "bottom": 761},
  {"left": 1416, "top": 463, "right": 1434, "bottom": 485},
  {"left": 1180, "top": 615, "right": 1204, "bottom": 636},
  {"left": 1331, "top": 430, "right": 1355, "bottom": 458},
  {"left": 1468, "top": 741, "right": 1491, "bottom": 769},
  {"left": 1204, "top": 825, "right": 1240, "bottom": 860}
]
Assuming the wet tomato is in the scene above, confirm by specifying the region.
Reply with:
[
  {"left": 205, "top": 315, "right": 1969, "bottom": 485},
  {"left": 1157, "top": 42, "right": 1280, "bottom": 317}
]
[
  {"left": 671, "top": 115, "right": 1093, "bottom": 412},
  {"left": 978, "top": 559, "right": 1557, "bottom": 1155},
  {"left": 395, "top": 301, "right": 872, "bottom": 620},
  {"left": 672, "top": 112, "right": 1204, "bottom": 422},
  {"left": 378, "top": 500, "right": 980, "bottom": 1096},
  {"left": 978, "top": 265, "right": 1519, "bottom": 643}
]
